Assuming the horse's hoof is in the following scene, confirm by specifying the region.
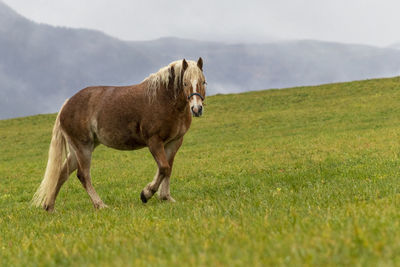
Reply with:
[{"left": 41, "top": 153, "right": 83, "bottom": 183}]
[
  {"left": 44, "top": 204, "right": 55, "bottom": 213},
  {"left": 160, "top": 195, "right": 176, "bottom": 203},
  {"left": 99, "top": 204, "right": 108, "bottom": 209},
  {"left": 140, "top": 190, "right": 148, "bottom": 203},
  {"left": 94, "top": 202, "right": 108, "bottom": 209}
]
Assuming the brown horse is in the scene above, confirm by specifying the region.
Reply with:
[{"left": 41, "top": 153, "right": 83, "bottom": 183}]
[{"left": 32, "top": 58, "right": 206, "bottom": 212}]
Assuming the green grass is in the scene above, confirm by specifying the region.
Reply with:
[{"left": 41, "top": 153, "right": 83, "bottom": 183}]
[{"left": 2, "top": 77, "right": 400, "bottom": 266}]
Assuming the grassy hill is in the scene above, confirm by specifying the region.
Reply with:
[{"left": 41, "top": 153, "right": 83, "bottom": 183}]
[{"left": 1, "top": 77, "right": 400, "bottom": 266}]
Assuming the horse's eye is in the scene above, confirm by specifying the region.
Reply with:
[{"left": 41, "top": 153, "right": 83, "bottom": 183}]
[
  {"left": 184, "top": 82, "right": 188, "bottom": 87},
  {"left": 203, "top": 81, "right": 207, "bottom": 86}
]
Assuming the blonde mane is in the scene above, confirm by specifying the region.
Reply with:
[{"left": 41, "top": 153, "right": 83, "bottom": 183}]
[{"left": 144, "top": 60, "right": 202, "bottom": 101}]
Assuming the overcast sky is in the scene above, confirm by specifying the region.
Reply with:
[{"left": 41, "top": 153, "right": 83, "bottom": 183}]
[{"left": 3, "top": 0, "right": 400, "bottom": 47}]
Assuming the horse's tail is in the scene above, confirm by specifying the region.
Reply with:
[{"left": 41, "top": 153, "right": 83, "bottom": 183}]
[{"left": 32, "top": 100, "right": 69, "bottom": 209}]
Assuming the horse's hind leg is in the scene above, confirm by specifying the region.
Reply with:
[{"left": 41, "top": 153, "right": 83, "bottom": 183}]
[
  {"left": 158, "top": 138, "right": 183, "bottom": 202},
  {"left": 141, "top": 137, "right": 171, "bottom": 203},
  {"left": 45, "top": 148, "right": 78, "bottom": 212},
  {"left": 74, "top": 144, "right": 107, "bottom": 209}
]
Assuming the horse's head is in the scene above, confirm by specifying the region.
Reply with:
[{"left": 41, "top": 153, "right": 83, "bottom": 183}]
[{"left": 181, "top": 58, "right": 206, "bottom": 117}]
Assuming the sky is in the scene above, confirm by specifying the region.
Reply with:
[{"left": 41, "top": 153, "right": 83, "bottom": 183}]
[{"left": 3, "top": 0, "right": 400, "bottom": 47}]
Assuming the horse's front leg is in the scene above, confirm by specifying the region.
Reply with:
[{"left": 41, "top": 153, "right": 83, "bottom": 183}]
[
  {"left": 158, "top": 138, "right": 183, "bottom": 202},
  {"left": 140, "top": 137, "right": 171, "bottom": 203}
]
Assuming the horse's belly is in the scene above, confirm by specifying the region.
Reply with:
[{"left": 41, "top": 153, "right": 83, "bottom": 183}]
[
  {"left": 96, "top": 128, "right": 146, "bottom": 151},
  {"left": 100, "top": 137, "right": 146, "bottom": 151}
]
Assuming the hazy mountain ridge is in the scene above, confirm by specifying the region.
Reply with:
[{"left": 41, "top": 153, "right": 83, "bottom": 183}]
[{"left": 1, "top": 1, "right": 400, "bottom": 119}]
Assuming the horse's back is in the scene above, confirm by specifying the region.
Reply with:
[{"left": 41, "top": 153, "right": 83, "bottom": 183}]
[{"left": 59, "top": 85, "right": 147, "bottom": 150}]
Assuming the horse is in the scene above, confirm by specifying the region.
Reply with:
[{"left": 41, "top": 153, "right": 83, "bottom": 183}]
[{"left": 32, "top": 58, "right": 206, "bottom": 212}]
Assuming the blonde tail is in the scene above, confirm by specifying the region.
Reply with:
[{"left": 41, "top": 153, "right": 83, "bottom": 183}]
[{"left": 32, "top": 101, "right": 68, "bottom": 209}]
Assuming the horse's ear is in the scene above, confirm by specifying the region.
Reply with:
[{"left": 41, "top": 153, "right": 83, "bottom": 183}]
[
  {"left": 168, "top": 65, "right": 175, "bottom": 89},
  {"left": 182, "top": 59, "right": 188, "bottom": 71},
  {"left": 197, "top": 57, "right": 203, "bottom": 71}
]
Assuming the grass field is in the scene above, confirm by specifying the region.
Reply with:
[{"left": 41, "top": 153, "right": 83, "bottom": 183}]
[{"left": 2, "top": 77, "right": 400, "bottom": 266}]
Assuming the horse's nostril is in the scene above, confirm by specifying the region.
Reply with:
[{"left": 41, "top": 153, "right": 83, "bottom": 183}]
[{"left": 198, "top": 106, "right": 203, "bottom": 113}]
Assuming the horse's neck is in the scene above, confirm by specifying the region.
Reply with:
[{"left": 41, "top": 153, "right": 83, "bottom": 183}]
[
  {"left": 172, "top": 90, "right": 190, "bottom": 112},
  {"left": 149, "top": 83, "right": 187, "bottom": 112}
]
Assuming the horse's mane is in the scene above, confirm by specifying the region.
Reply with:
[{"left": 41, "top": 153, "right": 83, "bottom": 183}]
[{"left": 143, "top": 60, "right": 201, "bottom": 101}]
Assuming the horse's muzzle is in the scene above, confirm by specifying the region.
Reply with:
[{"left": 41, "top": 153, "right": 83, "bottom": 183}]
[{"left": 191, "top": 105, "right": 203, "bottom": 117}]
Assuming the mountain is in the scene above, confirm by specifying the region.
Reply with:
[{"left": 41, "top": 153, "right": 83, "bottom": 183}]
[
  {"left": 1, "top": 1, "right": 400, "bottom": 119},
  {"left": 389, "top": 42, "right": 400, "bottom": 50}
]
